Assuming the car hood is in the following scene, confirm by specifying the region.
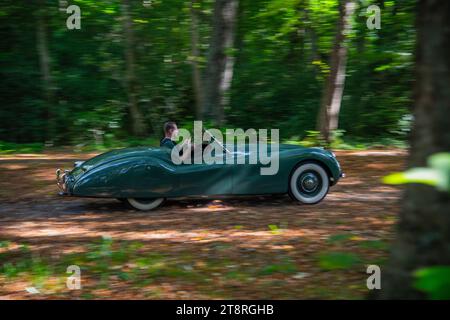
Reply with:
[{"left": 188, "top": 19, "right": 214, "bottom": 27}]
[
  {"left": 70, "top": 147, "right": 158, "bottom": 178},
  {"left": 84, "top": 147, "right": 155, "bottom": 165}
]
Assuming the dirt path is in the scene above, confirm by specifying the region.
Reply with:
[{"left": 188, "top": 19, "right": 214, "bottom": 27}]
[{"left": 0, "top": 150, "right": 406, "bottom": 299}]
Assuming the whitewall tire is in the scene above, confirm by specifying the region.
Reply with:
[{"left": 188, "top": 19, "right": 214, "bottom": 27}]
[
  {"left": 289, "top": 162, "right": 329, "bottom": 204},
  {"left": 126, "top": 198, "right": 165, "bottom": 211}
]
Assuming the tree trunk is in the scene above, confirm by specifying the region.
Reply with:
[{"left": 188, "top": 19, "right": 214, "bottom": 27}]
[
  {"left": 190, "top": 0, "right": 204, "bottom": 119},
  {"left": 122, "top": 0, "right": 147, "bottom": 136},
  {"left": 286, "top": 1, "right": 306, "bottom": 63},
  {"left": 202, "top": 0, "right": 239, "bottom": 125},
  {"left": 317, "top": 0, "right": 355, "bottom": 143},
  {"left": 379, "top": 0, "right": 450, "bottom": 299},
  {"left": 36, "top": 1, "right": 54, "bottom": 142},
  {"left": 304, "top": 3, "right": 320, "bottom": 74}
]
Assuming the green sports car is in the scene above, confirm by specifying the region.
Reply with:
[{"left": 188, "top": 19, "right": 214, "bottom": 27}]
[{"left": 56, "top": 136, "right": 344, "bottom": 211}]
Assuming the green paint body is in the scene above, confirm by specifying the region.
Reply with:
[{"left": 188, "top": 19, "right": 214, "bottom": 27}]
[{"left": 64, "top": 144, "right": 343, "bottom": 198}]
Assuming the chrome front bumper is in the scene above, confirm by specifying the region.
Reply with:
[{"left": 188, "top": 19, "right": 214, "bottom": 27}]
[{"left": 56, "top": 168, "right": 70, "bottom": 195}]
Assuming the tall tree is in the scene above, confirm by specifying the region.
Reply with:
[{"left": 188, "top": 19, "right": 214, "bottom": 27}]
[
  {"left": 190, "top": 0, "right": 204, "bottom": 119},
  {"left": 304, "top": 4, "right": 319, "bottom": 72},
  {"left": 202, "top": 0, "right": 239, "bottom": 124},
  {"left": 380, "top": 0, "right": 450, "bottom": 298},
  {"left": 122, "top": 0, "right": 147, "bottom": 136},
  {"left": 317, "top": 0, "right": 355, "bottom": 143},
  {"left": 35, "top": 0, "right": 54, "bottom": 141}
]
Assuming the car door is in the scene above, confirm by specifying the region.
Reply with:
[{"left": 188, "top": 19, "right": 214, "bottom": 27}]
[
  {"left": 231, "top": 144, "right": 282, "bottom": 194},
  {"left": 175, "top": 148, "right": 233, "bottom": 196}
]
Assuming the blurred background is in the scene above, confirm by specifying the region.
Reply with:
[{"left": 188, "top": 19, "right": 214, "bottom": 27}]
[
  {"left": 0, "top": 0, "right": 415, "bottom": 151},
  {"left": 1, "top": 0, "right": 449, "bottom": 300}
]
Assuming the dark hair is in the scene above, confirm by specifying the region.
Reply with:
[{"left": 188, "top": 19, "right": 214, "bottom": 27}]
[{"left": 163, "top": 121, "right": 177, "bottom": 135}]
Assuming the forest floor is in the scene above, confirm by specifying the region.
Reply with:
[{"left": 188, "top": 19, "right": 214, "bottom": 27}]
[{"left": 0, "top": 149, "right": 406, "bottom": 299}]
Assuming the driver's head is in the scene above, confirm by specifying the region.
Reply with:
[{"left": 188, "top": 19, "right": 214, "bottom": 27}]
[{"left": 164, "top": 121, "right": 178, "bottom": 140}]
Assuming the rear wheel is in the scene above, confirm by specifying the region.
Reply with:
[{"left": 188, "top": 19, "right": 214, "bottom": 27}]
[
  {"left": 289, "top": 162, "right": 329, "bottom": 204},
  {"left": 125, "top": 198, "right": 165, "bottom": 211}
]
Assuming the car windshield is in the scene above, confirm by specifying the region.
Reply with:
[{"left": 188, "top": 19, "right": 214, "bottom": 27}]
[{"left": 204, "top": 129, "right": 231, "bottom": 154}]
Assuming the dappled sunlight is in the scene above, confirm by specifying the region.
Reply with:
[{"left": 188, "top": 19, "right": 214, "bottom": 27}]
[
  {"left": 186, "top": 205, "right": 235, "bottom": 213},
  {"left": 336, "top": 179, "right": 364, "bottom": 186},
  {"left": 327, "top": 191, "right": 398, "bottom": 202},
  {"left": 31, "top": 169, "right": 58, "bottom": 182},
  {"left": 1, "top": 164, "right": 29, "bottom": 170},
  {"left": 366, "top": 163, "right": 392, "bottom": 170},
  {"left": 1, "top": 219, "right": 334, "bottom": 246},
  {"left": 1, "top": 0, "right": 442, "bottom": 299},
  {"left": 0, "top": 152, "right": 98, "bottom": 162},
  {"left": 345, "top": 150, "right": 407, "bottom": 157},
  {"left": 0, "top": 150, "right": 405, "bottom": 299}
]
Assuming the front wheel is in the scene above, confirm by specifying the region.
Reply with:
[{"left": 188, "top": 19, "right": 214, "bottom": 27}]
[
  {"left": 125, "top": 198, "right": 165, "bottom": 211},
  {"left": 289, "top": 162, "right": 329, "bottom": 204}
]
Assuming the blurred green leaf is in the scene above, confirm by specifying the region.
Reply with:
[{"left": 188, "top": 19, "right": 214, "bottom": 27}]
[
  {"left": 414, "top": 266, "right": 450, "bottom": 299},
  {"left": 327, "top": 233, "right": 354, "bottom": 243},
  {"left": 0, "top": 241, "right": 11, "bottom": 248},
  {"left": 383, "top": 168, "right": 440, "bottom": 186},
  {"left": 118, "top": 271, "right": 131, "bottom": 281},
  {"left": 383, "top": 153, "right": 450, "bottom": 192},
  {"left": 318, "top": 252, "right": 361, "bottom": 270},
  {"left": 268, "top": 224, "right": 282, "bottom": 235},
  {"left": 260, "top": 260, "right": 297, "bottom": 275},
  {"left": 358, "top": 240, "right": 389, "bottom": 251}
]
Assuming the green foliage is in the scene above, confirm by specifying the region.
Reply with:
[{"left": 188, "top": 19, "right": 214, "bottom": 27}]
[
  {"left": 358, "top": 240, "right": 388, "bottom": 251},
  {"left": 259, "top": 259, "right": 297, "bottom": 275},
  {"left": 0, "top": 240, "right": 11, "bottom": 248},
  {"left": 327, "top": 233, "right": 354, "bottom": 244},
  {"left": 2, "top": 262, "right": 19, "bottom": 278},
  {"left": 384, "top": 153, "right": 450, "bottom": 192},
  {"left": 0, "top": 141, "right": 44, "bottom": 154},
  {"left": 414, "top": 266, "right": 450, "bottom": 300},
  {"left": 298, "top": 131, "right": 327, "bottom": 148},
  {"left": 268, "top": 224, "right": 281, "bottom": 235},
  {"left": 30, "top": 256, "right": 52, "bottom": 288},
  {"left": 0, "top": 0, "right": 415, "bottom": 146},
  {"left": 284, "top": 131, "right": 408, "bottom": 150},
  {"left": 384, "top": 153, "right": 450, "bottom": 299},
  {"left": 0, "top": 238, "right": 170, "bottom": 292},
  {"left": 318, "top": 252, "right": 361, "bottom": 270}
]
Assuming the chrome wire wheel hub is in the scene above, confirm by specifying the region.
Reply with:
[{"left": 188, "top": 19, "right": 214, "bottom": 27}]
[
  {"left": 289, "top": 163, "right": 329, "bottom": 204},
  {"left": 299, "top": 172, "right": 319, "bottom": 193}
]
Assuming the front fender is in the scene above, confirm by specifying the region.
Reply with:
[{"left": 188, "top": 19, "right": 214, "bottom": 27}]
[
  {"left": 72, "top": 155, "right": 179, "bottom": 198},
  {"left": 72, "top": 157, "right": 145, "bottom": 197},
  {"left": 283, "top": 148, "right": 342, "bottom": 185}
]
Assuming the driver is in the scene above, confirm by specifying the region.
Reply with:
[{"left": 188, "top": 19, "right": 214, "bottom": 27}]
[
  {"left": 160, "top": 121, "right": 195, "bottom": 163},
  {"left": 160, "top": 121, "right": 180, "bottom": 149}
]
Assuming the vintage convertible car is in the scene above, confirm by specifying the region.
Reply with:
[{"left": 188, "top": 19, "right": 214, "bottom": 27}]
[{"left": 56, "top": 134, "right": 344, "bottom": 211}]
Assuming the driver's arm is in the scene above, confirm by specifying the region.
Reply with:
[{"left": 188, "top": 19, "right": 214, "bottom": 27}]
[
  {"left": 177, "top": 138, "right": 194, "bottom": 163},
  {"left": 178, "top": 137, "right": 191, "bottom": 149}
]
